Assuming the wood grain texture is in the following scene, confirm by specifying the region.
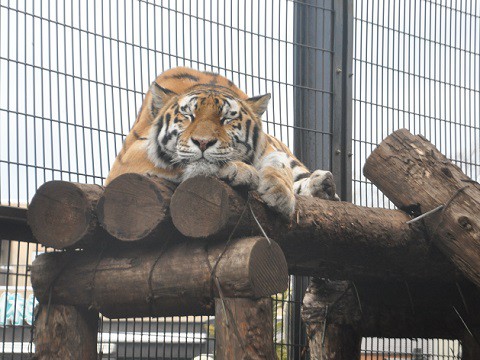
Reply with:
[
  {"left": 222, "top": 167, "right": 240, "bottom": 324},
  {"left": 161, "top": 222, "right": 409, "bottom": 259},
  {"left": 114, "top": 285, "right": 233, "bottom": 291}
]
[
  {"left": 97, "top": 173, "right": 177, "bottom": 242},
  {"left": 33, "top": 305, "right": 98, "bottom": 360},
  {"left": 364, "top": 128, "right": 480, "bottom": 288},
  {"left": 169, "top": 177, "right": 460, "bottom": 282},
  {"left": 215, "top": 297, "right": 275, "bottom": 360},
  {"left": 27, "top": 181, "right": 105, "bottom": 249},
  {"left": 31, "top": 237, "right": 288, "bottom": 318},
  {"left": 302, "top": 279, "right": 361, "bottom": 360}
]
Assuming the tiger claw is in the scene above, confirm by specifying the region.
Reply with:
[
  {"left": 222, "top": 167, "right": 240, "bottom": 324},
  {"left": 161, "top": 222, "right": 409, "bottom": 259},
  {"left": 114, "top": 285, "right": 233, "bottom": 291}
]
[{"left": 218, "top": 162, "right": 259, "bottom": 190}]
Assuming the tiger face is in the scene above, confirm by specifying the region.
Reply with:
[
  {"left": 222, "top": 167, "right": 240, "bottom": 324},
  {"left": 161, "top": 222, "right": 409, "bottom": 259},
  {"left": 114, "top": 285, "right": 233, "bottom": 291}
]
[{"left": 147, "top": 82, "right": 270, "bottom": 180}]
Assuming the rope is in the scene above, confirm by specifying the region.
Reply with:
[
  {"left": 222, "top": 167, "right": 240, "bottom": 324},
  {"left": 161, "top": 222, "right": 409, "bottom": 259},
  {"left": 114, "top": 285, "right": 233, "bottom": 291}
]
[
  {"left": 210, "top": 199, "right": 250, "bottom": 277},
  {"left": 42, "top": 250, "right": 75, "bottom": 326},
  {"left": 146, "top": 239, "right": 172, "bottom": 310},
  {"left": 406, "top": 185, "right": 469, "bottom": 227},
  {"left": 88, "top": 242, "right": 108, "bottom": 311}
]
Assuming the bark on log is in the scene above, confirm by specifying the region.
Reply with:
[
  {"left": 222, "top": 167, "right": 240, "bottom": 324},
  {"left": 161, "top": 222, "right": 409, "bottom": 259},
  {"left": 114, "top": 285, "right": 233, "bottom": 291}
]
[
  {"left": 215, "top": 297, "right": 275, "bottom": 360},
  {"left": 364, "top": 128, "right": 480, "bottom": 288},
  {"left": 28, "top": 181, "right": 105, "bottom": 249},
  {"left": 97, "top": 173, "right": 177, "bottom": 242},
  {"left": 169, "top": 177, "right": 459, "bottom": 282},
  {"left": 33, "top": 304, "right": 98, "bottom": 360},
  {"left": 302, "top": 279, "right": 361, "bottom": 360},
  {"left": 30, "top": 236, "right": 288, "bottom": 318}
]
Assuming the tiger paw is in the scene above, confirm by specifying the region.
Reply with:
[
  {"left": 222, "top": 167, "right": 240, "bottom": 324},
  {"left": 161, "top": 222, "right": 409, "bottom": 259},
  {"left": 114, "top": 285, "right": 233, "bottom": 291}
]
[
  {"left": 308, "top": 170, "right": 340, "bottom": 201},
  {"left": 258, "top": 169, "right": 295, "bottom": 219},
  {"left": 218, "top": 162, "right": 259, "bottom": 190}
]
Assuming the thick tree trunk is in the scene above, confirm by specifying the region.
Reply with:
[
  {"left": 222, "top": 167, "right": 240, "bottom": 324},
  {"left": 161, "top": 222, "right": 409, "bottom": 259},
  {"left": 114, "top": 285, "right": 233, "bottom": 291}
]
[
  {"left": 364, "top": 128, "right": 480, "bottom": 288},
  {"left": 97, "top": 173, "right": 178, "bottom": 242},
  {"left": 33, "top": 304, "right": 98, "bottom": 360},
  {"left": 31, "top": 236, "right": 288, "bottom": 318},
  {"left": 28, "top": 181, "right": 105, "bottom": 249},
  {"left": 215, "top": 297, "right": 275, "bottom": 360},
  {"left": 302, "top": 279, "right": 361, "bottom": 360},
  {"left": 169, "top": 177, "right": 459, "bottom": 282}
]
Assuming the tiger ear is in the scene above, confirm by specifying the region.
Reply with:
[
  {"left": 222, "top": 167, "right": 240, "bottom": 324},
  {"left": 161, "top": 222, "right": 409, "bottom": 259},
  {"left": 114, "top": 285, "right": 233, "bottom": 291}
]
[
  {"left": 150, "top": 81, "right": 176, "bottom": 117},
  {"left": 245, "top": 93, "right": 271, "bottom": 117}
]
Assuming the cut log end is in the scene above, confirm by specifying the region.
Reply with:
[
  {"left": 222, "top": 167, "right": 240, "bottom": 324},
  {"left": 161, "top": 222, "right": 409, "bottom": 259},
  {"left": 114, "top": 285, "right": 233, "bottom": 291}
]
[
  {"left": 97, "top": 173, "right": 176, "bottom": 242},
  {"left": 170, "top": 176, "right": 231, "bottom": 238},
  {"left": 27, "top": 181, "right": 103, "bottom": 249},
  {"left": 249, "top": 237, "right": 289, "bottom": 297}
]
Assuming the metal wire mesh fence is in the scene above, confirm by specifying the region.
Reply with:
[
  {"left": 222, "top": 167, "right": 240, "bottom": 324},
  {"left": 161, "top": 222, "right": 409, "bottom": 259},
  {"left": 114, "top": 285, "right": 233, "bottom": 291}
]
[
  {"left": 353, "top": 0, "right": 479, "bottom": 358},
  {"left": 0, "top": 0, "right": 478, "bottom": 358}
]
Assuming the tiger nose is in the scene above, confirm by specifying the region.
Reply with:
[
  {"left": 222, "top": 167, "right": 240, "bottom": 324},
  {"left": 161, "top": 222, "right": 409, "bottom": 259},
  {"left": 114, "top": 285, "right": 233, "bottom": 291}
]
[{"left": 191, "top": 138, "right": 218, "bottom": 151}]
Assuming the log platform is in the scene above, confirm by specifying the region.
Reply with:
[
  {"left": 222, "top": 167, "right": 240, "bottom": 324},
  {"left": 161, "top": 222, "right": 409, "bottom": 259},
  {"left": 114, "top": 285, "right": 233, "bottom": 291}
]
[{"left": 23, "top": 128, "right": 480, "bottom": 359}]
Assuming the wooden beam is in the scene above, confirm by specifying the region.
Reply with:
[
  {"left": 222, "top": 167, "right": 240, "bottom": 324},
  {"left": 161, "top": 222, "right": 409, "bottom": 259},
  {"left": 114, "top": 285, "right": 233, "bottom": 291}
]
[
  {"left": 97, "top": 173, "right": 177, "bottom": 242},
  {"left": 215, "top": 297, "right": 275, "bottom": 360},
  {"left": 31, "top": 237, "right": 288, "bottom": 318},
  {"left": 27, "top": 181, "right": 105, "bottom": 249},
  {"left": 364, "top": 128, "right": 480, "bottom": 288},
  {"left": 169, "top": 177, "right": 460, "bottom": 282},
  {"left": 0, "top": 205, "right": 34, "bottom": 242},
  {"left": 34, "top": 304, "right": 98, "bottom": 360}
]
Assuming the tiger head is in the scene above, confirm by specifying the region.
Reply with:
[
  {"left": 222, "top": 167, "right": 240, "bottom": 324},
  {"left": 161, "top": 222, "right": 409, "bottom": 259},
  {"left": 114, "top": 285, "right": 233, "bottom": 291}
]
[{"left": 147, "top": 82, "right": 270, "bottom": 179}]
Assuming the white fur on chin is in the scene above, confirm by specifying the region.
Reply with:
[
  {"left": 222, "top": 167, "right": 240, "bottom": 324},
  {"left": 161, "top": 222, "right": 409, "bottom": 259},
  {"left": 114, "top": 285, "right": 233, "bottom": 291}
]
[{"left": 182, "top": 160, "right": 220, "bottom": 181}]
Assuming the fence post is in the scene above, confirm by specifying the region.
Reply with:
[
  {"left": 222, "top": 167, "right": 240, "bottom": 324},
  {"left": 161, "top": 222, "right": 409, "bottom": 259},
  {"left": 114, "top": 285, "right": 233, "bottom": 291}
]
[{"left": 293, "top": 0, "right": 353, "bottom": 358}]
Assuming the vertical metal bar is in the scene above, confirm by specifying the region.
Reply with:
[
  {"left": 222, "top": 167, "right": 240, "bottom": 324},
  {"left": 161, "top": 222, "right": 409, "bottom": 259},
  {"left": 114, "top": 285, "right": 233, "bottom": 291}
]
[{"left": 332, "top": 0, "right": 353, "bottom": 201}]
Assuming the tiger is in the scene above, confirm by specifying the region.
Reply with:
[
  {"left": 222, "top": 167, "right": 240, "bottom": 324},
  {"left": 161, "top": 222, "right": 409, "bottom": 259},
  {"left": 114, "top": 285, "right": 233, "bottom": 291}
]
[{"left": 106, "top": 67, "right": 339, "bottom": 218}]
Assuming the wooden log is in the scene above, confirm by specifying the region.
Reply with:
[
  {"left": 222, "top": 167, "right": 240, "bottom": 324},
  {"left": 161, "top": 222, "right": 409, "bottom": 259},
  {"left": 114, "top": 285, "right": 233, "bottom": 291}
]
[
  {"left": 97, "top": 173, "right": 177, "bottom": 242},
  {"left": 363, "top": 128, "right": 480, "bottom": 288},
  {"left": 215, "top": 297, "right": 275, "bottom": 360},
  {"left": 30, "top": 236, "right": 288, "bottom": 318},
  {"left": 302, "top": 279, "right": 361, "bottom": 360},
  {"left": 170, "top": 177, "right": 460, "bottom": 282},
  {"left": 0, "top": 205, "right": 35, "bottom": 242},
  {"left": 28, "top": 181, "right": 105, "bottom": 249},
  {"left": 33, "top": 304, "right": 98, "bottom": 360}
]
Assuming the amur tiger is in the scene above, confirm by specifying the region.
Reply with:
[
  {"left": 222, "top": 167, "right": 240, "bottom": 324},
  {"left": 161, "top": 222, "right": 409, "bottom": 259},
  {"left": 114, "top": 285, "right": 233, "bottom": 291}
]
[{"left": 107, "top": 67, "right": 339, "bottom": 218}]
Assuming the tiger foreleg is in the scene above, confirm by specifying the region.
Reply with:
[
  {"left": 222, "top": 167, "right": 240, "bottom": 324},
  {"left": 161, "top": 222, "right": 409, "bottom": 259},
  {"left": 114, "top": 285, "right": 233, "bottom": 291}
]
[
  {"left": 257, "top": 152, "right": 296, "bottom": 218},
  {"left": 293, "top": 169, "right": 340, "bottom": 201}
]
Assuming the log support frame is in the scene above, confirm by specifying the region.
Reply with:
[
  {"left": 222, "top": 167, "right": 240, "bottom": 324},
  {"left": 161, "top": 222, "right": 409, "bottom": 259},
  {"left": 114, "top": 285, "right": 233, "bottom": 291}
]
[
  {"left": 26, "top": 128, "right": 480, "bottom": 359},
  {"left": 215, "top": 297, "right": 276, "bottom": 360}
]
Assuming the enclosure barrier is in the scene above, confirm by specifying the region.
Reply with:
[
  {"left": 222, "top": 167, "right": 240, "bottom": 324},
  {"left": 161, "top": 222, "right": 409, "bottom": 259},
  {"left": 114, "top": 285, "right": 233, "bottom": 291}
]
[{"left": 23, "top": 129, "right": 480, "bottom": 359}]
